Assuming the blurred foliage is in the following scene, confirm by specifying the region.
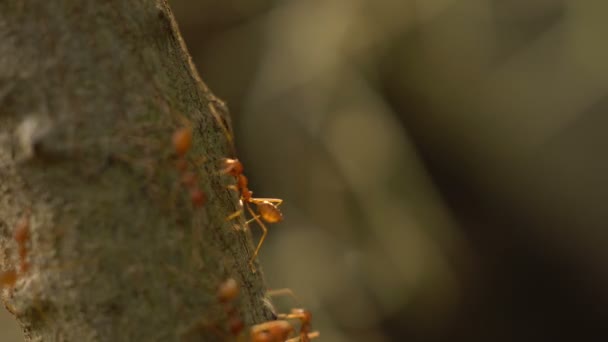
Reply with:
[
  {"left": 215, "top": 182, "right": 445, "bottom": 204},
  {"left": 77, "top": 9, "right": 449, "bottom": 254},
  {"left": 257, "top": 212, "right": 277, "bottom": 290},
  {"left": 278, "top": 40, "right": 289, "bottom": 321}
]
[{"left": 4, "top": 1, "right": 608, "bottom": 341}]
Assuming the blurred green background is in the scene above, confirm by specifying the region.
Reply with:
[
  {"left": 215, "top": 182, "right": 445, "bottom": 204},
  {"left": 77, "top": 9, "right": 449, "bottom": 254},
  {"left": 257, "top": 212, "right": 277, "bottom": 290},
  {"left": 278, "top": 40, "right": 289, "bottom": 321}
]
[{"left": 4, "top": 1, "right": 608, "bottom": 341}]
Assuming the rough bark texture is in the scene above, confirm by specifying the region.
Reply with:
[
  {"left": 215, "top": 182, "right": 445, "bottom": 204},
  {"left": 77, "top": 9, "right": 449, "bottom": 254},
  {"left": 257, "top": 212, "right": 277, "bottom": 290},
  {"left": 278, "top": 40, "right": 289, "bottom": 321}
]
[{"left": 0, "top": 1, "right": 273, "bottom": 341}]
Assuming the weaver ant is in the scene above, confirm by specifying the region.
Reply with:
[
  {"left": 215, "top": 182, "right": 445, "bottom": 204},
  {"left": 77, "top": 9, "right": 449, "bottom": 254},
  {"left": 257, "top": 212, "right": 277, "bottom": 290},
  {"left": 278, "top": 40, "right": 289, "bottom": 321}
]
[
  {"left": 14, "top": 210, "right": 31, "bottom": 273},
  {"left": 217, "top": 277, "right": 245, "bottom": 336},
  {"left": 1, "top": 210, "right": 31, "bottom": 289},
  {"left": 249, "top": 319, "right": 319, "bottom": 342},
  {"left": 172, "top": 126, "right": 206, "bottom": 208},
  {"left": 266, "top": 289, "right": 318, "bottom": 342},
  {"left": 181, "top": 277, "right": 244, "bottom": 341},
  {"left": 250, "top": 320, "right": 294, "bottom": 342},
  {"left": 222, "top": 158, "right": 284, "bottom": 272}
]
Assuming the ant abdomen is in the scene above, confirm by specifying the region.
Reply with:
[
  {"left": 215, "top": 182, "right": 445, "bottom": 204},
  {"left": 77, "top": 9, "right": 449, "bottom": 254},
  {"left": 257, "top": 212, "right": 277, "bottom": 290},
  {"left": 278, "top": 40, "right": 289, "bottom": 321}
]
[{"left": 256, "top": 202, "right": 283, "bottom": 223}]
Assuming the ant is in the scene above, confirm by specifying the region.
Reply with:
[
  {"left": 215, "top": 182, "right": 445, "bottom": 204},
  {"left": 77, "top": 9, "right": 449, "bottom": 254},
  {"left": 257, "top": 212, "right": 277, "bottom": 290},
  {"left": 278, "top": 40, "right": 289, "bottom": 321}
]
[
  {"left": 181, "top": 278, "right": 244, "bottom": 341},
  {"left": 280, "top": 309, "right": 317, "bottom": 342},
  {"left": 249, "top": 320, "right": 319, "bottom": 342},
  {"left": 221, "top": 158, "right": 284, "bottom": 271},
  {"left": 1, "top": 210, "right": 32, "bottom": 289},
  {"left": 249, "top": 320, "right": 294, "bottom": 342},
  {"left": 217, "top": 277, "right": 245, "bottom": 336},
  {"left": 266, "top": 289, "right": 319, "bottom": 342},
  {"left": 14, "top": 210, "right": 31, "bottom": 274},
  {"left": 172, "top": 126, "right": 206, "bottom": 208}
]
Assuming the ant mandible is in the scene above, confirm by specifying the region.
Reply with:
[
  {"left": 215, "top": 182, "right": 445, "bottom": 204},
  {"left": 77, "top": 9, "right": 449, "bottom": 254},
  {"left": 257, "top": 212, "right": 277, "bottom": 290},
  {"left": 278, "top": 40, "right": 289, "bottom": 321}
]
[{"left": 222, "top": 158, "right": 283, "bottom": 272}]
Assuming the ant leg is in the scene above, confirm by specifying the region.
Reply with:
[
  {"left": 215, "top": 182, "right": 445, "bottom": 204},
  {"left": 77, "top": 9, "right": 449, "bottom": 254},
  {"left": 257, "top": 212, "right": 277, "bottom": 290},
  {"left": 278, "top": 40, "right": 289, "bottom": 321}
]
[
  {"left": 246, "top": 203, "right": 268, "bottom": 273},
  {"left": 250, "top": 198, "right": 283, "bottom": 207},
  {"left": 285, "top": 331, "right": 320, "bottom": 342},
  {"left": 245, "top": 215, "right": 262, "bottom": 225},
  {"left": 266, "top": 288, "right": 301, "bottom": 306},
  {"left": 277, "top": 311, "right": 307, "bottom": 321},
  {"left": 226, "top": 209, "right": 242, "bottom": 221}
]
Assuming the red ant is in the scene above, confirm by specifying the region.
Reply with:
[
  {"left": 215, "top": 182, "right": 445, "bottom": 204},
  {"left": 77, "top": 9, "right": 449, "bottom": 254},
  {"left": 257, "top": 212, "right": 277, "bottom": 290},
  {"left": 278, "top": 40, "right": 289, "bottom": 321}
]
[
  {"left": 280, "top": 309, "right": 317, "bottom": 342},
  {"left": 217, "top": 278, "right": 322, "bottom": 342},
  {"left": 217, "top": 277, "right": 245, "bottom": 336},
  {"left": 222, "top": 158, "right": 283, "bottom": 271},
  {"left": 249, "top": 319, "right": 319, "bottom": 342},
  {"left": 172, "top": 126, "right": 192, "bottom": 158},
  {"left": 181, "top": 278, "right": 244, "bottom": 341},
  {"left": 14, "top": 210, "right": 31, "bottom": 274},
  {"left": 172, "top": 126, "right": 206, "bottom": 208},
  {"left": 266, "top": 289, "right": 319, "bottom": 342},
  {"left": 249, "top": 320, "right": 294, "bottom": 342},
  {"left": 1, "top": 210, "right": 31, "bottom": 289}
]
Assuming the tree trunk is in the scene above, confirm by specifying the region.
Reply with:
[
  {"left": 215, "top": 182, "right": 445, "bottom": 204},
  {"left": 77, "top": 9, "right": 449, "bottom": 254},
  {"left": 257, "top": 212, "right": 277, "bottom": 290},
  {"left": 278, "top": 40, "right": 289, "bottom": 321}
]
[{"left": 0, "top": 1, "right": 272, "bottom": 341}]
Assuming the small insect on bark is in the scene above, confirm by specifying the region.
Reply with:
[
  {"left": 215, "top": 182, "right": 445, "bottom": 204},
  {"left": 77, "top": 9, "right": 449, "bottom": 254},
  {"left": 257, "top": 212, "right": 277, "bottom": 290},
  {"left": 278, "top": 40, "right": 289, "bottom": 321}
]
[
  {"left": 217, "top": 278, "right": 245, "bottom": 336},
  {"left": 249, "top": 320, "right": 294, "bottom": 342},
  {"left": 222, "top": 158, "right": 284, "bottom": 272},
  {"left": 172, "top": 127, "right": 192, "bottom": 157},
  {"left": 14, "top": 210, "right": 31, "bottom": 274},
  {"left": 266, "top": 288, "right": 319, "bottom": 342},
  {"left": 171, "top": 126, "right": 206, "bottom": 208}
]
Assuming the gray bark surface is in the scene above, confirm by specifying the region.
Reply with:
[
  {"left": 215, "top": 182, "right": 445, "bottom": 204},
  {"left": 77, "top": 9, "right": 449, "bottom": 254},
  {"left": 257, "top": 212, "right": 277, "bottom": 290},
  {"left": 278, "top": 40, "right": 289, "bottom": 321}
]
[{"left": 0, "top": 1, "right": 272, "bottom": 341}]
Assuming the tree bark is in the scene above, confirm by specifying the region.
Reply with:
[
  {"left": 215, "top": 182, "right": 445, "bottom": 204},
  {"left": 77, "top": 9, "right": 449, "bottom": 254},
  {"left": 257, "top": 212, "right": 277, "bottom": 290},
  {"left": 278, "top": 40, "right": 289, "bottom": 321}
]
[{"left": 0, "top": 1, "right": 272, "bottom": 341}]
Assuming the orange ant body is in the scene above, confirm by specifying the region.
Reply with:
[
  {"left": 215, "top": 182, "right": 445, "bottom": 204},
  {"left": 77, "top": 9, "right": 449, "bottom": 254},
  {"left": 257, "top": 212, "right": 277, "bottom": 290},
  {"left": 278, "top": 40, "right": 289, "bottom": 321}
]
[
  {"left": 280, "top": 309, "right": 314, "bottom": 342},
  {"left": 14, "top": 212, "right": 31, "bottom": 273},
  {"left": 1, "top": 211, "right": 32, "bottom": 289},
  {"left": 181, "top": 278, "right": 244, "bottom": 341},
  {"left": 250, "top": 320, "right": 294, "bottom": 342},
  {"left": 173, "top": 127, "right": 193, "bottom": 157},
  {"left": 215, "top": 279, "right": 320, "bottom": 342},
  {"left": 249, "top": 320, "right": 319, "bottom": 342},
  {"left": 172, "top": 126, "right": 206, "bottom": 208},
  {"left": 222, "top": 158, "right": 284, "bottom": 271},
  {"left": 0, "top": 269, "right": 17, "bottom": 288},
  {"left": 217, "top": 277, "right": 245, "bottom": 336},
  {"left": 266, "top": 289, "right": 319, "bottom": 342}
]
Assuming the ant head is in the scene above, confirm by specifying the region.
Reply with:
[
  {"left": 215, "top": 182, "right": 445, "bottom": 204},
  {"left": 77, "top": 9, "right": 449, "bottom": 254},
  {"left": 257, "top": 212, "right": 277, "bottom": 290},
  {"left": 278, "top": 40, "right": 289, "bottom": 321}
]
[
  {"left": 223, "top": 158, "right": 243, "bottom": 176},
  {"left": 293, "top": 308, "right": 312, "bottom": 323}
]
